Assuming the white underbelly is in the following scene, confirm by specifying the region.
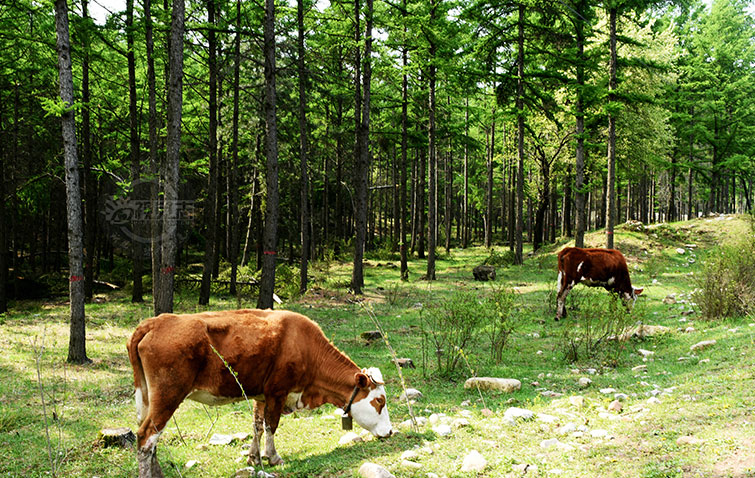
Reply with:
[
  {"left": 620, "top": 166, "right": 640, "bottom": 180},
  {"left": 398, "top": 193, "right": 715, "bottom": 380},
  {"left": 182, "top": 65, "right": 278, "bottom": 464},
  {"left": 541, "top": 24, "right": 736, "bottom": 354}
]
[{"left": 186, "top": 390, "right": 249, "bottom": 406}]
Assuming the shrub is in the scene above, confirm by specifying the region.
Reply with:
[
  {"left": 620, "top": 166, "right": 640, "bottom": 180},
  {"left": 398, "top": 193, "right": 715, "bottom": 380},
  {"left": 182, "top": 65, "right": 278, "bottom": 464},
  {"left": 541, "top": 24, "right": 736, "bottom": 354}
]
[
  {"left": 483, "top": 248, "right": 516, "bottom": 267},
  {"left": 422, "top": 291, "right": 491, "bottom": 377},
  {"left": 486, "top": 287, "right": 523, "bottom": 364},
  {"left": 558, "top": 288, "right": 636, "bottom": 365},
  {"left": 694, "top": 232, "right": 755, "bottom": 320}
]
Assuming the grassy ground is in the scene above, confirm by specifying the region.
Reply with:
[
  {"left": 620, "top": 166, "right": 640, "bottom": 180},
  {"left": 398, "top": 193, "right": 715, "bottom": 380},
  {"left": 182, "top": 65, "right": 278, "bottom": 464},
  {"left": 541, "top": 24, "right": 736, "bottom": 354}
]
[{"left": 1, "top": 215, "right": 754, "bottom": 478}]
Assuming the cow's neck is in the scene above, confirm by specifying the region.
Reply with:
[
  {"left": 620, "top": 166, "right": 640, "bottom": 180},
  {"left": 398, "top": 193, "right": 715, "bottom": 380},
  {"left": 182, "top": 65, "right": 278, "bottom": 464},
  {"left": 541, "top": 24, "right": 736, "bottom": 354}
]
[{"left": 305, "top": 342, "right": 361, "bottom": 409}]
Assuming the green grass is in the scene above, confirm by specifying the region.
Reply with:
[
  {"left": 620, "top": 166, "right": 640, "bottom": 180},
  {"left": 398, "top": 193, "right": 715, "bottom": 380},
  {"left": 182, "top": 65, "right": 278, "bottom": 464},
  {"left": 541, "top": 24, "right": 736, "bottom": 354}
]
[{"left": 2, "top": 215, "right": 754, "bottom": 477}]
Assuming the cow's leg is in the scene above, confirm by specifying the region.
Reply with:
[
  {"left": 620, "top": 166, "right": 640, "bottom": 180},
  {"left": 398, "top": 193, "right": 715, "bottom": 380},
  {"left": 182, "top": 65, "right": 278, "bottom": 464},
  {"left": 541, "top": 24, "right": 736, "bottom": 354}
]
[
  {"left": 247, "top": 400, "right": 265, "bottom": 466},
  {"left": 556, "top": 271, "right": 570, "bottom": 320},
  {"left": 136, "top": 398, "right": 179, "bottom": 478},
  {"left": 262, "top": 396, "right": 285, "bottom": 466}
]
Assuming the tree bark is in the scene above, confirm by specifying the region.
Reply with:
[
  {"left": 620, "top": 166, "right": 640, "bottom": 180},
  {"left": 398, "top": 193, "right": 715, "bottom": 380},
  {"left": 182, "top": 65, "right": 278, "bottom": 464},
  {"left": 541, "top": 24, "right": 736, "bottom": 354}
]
[
  {"left": 514, "top": 4, "right": 525, "bottom": 264},
  {"left": 297, "top": 0, "right": 310, "bottom": 294},
  {"left": 0, "top": 108, "right": 6, "bottom": 313},
  {"left": 400, "top": 16, "right": 409, "bottom": 279},
  {"left": 127, "top": 0, "right": 144, "bottom": 303},
  {"left": 156, "top": 0, "right": 185, "bottom": 315},
  {"left": 228, "top": 0, "right": 242, "bottom": 296},
  {"left": 144, "top": 0, "right": 161, "bottom": 311},
  {"left": 55, "top": 0, "right": 88, "bottom": 363},
  {"left": 574, "top": 0, "right": 587, "bottom": 247},
  {"left": 82, "top": 0, "right": 96, "bottom": 300},
  {"left": 199, "top": 0, "right": 218, "bottom": 306},
  {"left": 463, "top": 97, "right": 469, "bottom": 248},
  {"left": 605, "top": 6, "right": 617, "bottom": 249},
  {"left": 257, "top": 0, "right": 280, "bottom": 309},
  {"left": 426, "top": 0, "right": 437, "bottom": 280},
  {"left": 486, "top": 111, "right": 495, "bottom": 248}
]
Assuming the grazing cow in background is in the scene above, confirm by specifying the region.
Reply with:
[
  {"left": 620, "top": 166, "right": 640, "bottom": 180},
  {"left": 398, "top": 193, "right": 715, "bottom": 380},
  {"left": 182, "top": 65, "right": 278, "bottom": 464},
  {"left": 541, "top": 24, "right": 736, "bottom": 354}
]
[
  {"left": 556, "top": 247, "right": 643, "bottom": 320},
  {"left": 127, "top": 309, "right": 392, "bottom": 478}
]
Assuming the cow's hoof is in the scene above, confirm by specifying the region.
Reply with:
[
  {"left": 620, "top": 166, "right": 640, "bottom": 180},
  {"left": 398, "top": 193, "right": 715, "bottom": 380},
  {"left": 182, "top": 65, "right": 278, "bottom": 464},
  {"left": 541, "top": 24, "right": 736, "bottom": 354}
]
[
  {"left": 247, "top": 454, "right": 262, "bottom": 467},
  {"left": 266, "top": 454, "right": 284, "bottom": 466}
]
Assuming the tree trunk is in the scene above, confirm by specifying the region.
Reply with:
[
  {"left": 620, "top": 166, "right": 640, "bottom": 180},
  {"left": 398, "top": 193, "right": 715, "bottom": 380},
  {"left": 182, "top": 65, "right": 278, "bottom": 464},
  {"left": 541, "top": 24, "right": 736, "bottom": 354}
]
[
  {"left": 257, "top": 0, "right": 280, "bottom": 309},
  {"left": 145, "top": 0, "right": 161, "bottom": 310},
  {"left": 82, "top": 0, "right": 96, "bottom": 300},
  {"left": 400, "top": 18, "right": 409, "bottom": 279},
  {"left": 605, "top": 6, "right": 618, "bottom": 248},
  {"left": 228, "top": 0, "right": 242, "bottom": 296},
  {"left": 426, "top": 0, "right": 437, "bottom": 281},
  {"left": 297, "top": 0, "right": 310, "bottom": 294},
  {"left": 514, "top": 4, "right": 525, "bottom": 265},
  {"left": 463, "top": 97, "right": 469, "bottom": 248},
  {"left": 127, "top": 0, "right": 144, "bottom": 303},
  {"left": 574, "top": 0, "right": 587, "bottom": 247},
  {"left": 199, "top": 0, "right": 218, "bottom": 306},
  {"left": 156, "top": 0, "right": 185, "bottom": 315},
  {"left": 0, "top": 109, "right": 6, "bottom": 313},
  {"left": 55, "top": 0, "right": 88, "bottom": 363},
  {"left": 351, "top": 0, "right": 365, "bottom": 293},
  {"left": 486, "top": 112, "right": 495, "bottom": 248}
]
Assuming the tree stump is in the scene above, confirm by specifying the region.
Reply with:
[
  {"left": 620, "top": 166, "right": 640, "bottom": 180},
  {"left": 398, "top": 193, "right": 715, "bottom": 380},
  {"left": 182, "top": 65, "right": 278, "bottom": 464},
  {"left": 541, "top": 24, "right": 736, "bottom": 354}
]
[
  {"left": 98, "top": 427, "right": 136, "bottom": 449},
  {"left": 473, "top": 265, "right": 496, "bottom": 281}
]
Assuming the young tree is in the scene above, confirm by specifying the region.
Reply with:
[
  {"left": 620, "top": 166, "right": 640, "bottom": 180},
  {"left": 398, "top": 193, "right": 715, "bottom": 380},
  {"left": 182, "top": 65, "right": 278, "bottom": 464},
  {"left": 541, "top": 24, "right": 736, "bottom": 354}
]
[
  {"left": 297, "top": 0, "right": 311, "bottom": 294},
  {"left": 54, "top": 0, "right": 88, "bottom": 363}
]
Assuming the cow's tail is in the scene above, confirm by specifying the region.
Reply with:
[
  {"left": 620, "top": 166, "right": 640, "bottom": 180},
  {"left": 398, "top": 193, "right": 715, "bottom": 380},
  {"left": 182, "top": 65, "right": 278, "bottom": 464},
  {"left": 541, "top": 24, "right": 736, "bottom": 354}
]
[{"left": 127, "top": 322, "right": 151, "bottom": 424}]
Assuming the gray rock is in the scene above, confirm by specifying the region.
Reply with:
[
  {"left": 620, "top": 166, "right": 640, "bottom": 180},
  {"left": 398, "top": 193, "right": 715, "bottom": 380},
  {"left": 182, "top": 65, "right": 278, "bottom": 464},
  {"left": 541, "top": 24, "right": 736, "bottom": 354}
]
[
  {"left": 393, "top": 358, "right": 415, "bottom": 369},
  {"left": 578, "top": 377, "right": 592, "bottom": 388},
  {"left": 638, "top": 348, "right": 655, "bottom": 357},
  {"left": 608, "top": 400, "right": 623, "bottom": 412},
  {"left": 401, "top": 460, "right": 423, "bottom": 469},
  {"left": 676, "top": 436, "right": 704, "bottom": 446},
  {"left": 399, "top": 388, "right": 423, "bottom": 400},
  {"left": 432, "top": 424, "right": 452, "bottom": 437},
  {"left": 339, "top": 432, "right": 363, "bottom": 445},
  {"left": 361, "top": 330, "right": 383, "bottom": 341},
  {"left": 690, "top": 340, "right": 715, "bottom": 351},
  {"left": 359, "top": 462, "right": 396, "bottom": 478},
  {"left": 208, "top": 433, "right": 235, "bottom": 445},
  {"left": 461, "top": 450, "right": 487, "bottom": 472},
  {"left": 464, "top": 377, "right": 521, "bottom": 393}
]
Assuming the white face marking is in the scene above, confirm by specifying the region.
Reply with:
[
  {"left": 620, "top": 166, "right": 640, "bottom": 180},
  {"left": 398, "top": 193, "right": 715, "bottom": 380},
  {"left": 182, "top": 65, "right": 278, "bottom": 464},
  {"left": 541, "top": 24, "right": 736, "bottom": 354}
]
[
  {"left": 577, "top": 261, "right": 584, "bottom": 272},
  {"left": 349, "top": 368, "right": 392, "bottom": 437}
]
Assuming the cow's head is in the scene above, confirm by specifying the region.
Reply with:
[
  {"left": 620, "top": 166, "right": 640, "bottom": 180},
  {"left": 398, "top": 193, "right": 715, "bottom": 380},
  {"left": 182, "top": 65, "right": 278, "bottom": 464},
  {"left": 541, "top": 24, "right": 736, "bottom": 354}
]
[
  {"left": 349, "top": 368, "right": 392, "bottom": 438},
  {"left": 623, "top": 287, "right": 644, "bottom": 306}
]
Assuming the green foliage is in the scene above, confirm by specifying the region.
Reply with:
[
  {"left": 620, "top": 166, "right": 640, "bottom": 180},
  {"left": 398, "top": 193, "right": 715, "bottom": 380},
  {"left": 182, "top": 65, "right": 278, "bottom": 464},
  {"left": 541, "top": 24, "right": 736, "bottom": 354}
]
[
  {"left": 485, "top": 287, "right": 522, "bottom": 364},
  {"left": 558, "top": 288, "right": 637, "bottom": 365},
  {"left": 483, "top": 248, "right": 516, "bottom": 267},
  {"left": 693, "top": 232, "right": 755, "bottom": 320}
]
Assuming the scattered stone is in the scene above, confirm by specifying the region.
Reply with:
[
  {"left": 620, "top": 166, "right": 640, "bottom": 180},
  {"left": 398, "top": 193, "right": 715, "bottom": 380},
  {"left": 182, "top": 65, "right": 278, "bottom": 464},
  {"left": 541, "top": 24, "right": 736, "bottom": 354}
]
[
  {"left": 676, "top": 436, "right": 704, "bottom": 446},
  {"left": 461, "top": 450, "right": 487, "bottom": 472},
  {"left": 401, "top": 450, "right": 420, "bottom": 461},
  {"left": 690, "top": 340, "right": 716, "bottom": 352},
  {"left": 663, "top": 295, "right": 677, "bottom": 305},
  {"left": 537, "top": 413, "right": 558, "bottom": 424},
  {"left": 432, "top": 424, "right": 452, "bottom": 437},
  {"left": 339, "top": 432, "right": 363, "bottom": 445},
  {"left": 359, "top": 462, "right": 395, "bottom": 478},
  {"left": 393, "top": 358, "right": 415, "bottom": 369},
  {"left": 569, "top": 396, "right": 585, "bottom": 408},
  {"left": 540, "top": 438, "right": 574, "bottom": 451},
  {"left": 361, "top": 331, "right": 383, "bottom": 341},
  {"left": 453, "top": 418, "right": 470, "bottom": 428},
  {"left": 614, "top": 393, "right": 629, "bottom": 402},
  {"left": 400, "top": 388, "right": 423, "bottom": 401},
  {"left": 459, "top": 409, "right": 473, "bottom": 418},
  {"left": 429, "top": 413, "right": 441, "bottom": 424},
  {"left": 98, "top": 427, "right": 136, "bottom": 449},
  {"left": 541, "top": 390, "right": 563, "bottom": 398},
  {"left": 632, "top": 365, "right": 647, "bottom": 372},
  {"left": 682, "top": 310, "right": 695, "bottom": 316},
  {"left": 699, "top": 358, "right": 710, "bottom": 364},
  {"left": 473, "top": 265, "right": 496, "bottom": 281},
  {"left": 233, "top": 468, "right": 275, "bottom": 478},
  {"left": 619, "top": 325, "right": 671, "bottom": 341},
  {"left": 460, "top": 400, "right": 472, "bottom": 407},
  {"left": 647, "top": 397, "right": 661, "bottom": 405},
  {"left": 590, "top": 429, "right": 610, "bottom": 438},
  {"left": 685, "top": 327, "right": 696, "bottom": 333},
  {"left": 185, "top": 460, "right": 197, "bottom": 469},
  {"left": 586, "top": 368, "right": 598, "bottom": 375},
  {"left": 401, "top": 460, "right": 423, "bottom": 470},
  {"left": 557, "top": 423, "right": 577, "bottom": 435},
  {"left": 578, "top": 377, "right": 592, "bottom": 388},
  {"left": 398, "top": 417, "right": 427, "bottom": 429},
  {"left": 209, "top": 433, "right": 236, "bottom": 446},
  {"left": 608, "top": 400, "right": 623, "bottom": 412},
  {"left": 599, "top": 388, "right": 616, "bottom": 395},
  {"left": 503, "top": 407, "right": 535, "bottom": 425},
  {"left": 676, "top": 248, "right": 686, "bottom": 255},
  {"left": 464, "top": 377, "right": 521, "bottom": 393}
]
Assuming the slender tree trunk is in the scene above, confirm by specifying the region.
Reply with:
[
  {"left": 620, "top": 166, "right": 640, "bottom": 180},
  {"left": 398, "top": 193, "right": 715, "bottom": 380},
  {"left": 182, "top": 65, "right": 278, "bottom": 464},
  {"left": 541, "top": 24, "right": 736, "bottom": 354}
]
[
  {"left": 445, "top": 110, "right": 452, "bottom": 253},
  {"left": 156, "top": 0, "right": 185, "bottom": 315},
  {"left": 82, "top": 0, "right": 96, "bottom": 300},
  {"left": 0, "top": 110, "right": 6, "bottom": 313},
  {"left": 199, "top": 0, "right": 218, "bottom": 306},
  {"left": 145, "top": 0, "right": 161, "bottom": 310},
  {"left": 486, "top": 111, "right": 495, "bottom": 248},
  {"left": 297, "top": 0, "right": 310, "bottom": 294},
  {"left": 351, "top": 0, "right": 374, "bottom": 294},
  {"left": 514, "top": 4, "right": 525, "bottom": 264},
  {"left": 564, "top": 164, "right": 572, "bottom": 237},
  {"left": 605, "top": 6, "right": 618, "bottom": 249},
  {"left": 228, "top": 0, "right": 242, "bottom": 296},
  {"left": 668, "top": 152, "right": 677, "bottom": 222},
  {"left": 55, "top": 0, "right": 88, "bottom": 363},
  {"left": 127, "top": 0, "right": 144, "bottom": 303},
  {"left": 574, "top": 0, "right": 587, "bottom": 247},
  {"left": 463, "top": 97, "right": 469, "bottom": 248},
  {"left": 257, "top": 0, "right": 280, "bottom": 308},
  {"left": 426, "top": 0, "right": 437, "bottom": 280},
  {"left": 400, "top": 17, "right": 409, "bottom": 279}
]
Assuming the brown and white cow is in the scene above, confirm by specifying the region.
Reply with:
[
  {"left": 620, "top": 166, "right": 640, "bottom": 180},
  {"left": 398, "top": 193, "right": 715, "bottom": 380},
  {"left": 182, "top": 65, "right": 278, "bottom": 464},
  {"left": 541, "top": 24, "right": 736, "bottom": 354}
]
[
  {"left": 556, "top": 247, "right": 643, "bottom": 320},
  {"left": 127, "top": 309, "right": 392, "bottom": 478}
]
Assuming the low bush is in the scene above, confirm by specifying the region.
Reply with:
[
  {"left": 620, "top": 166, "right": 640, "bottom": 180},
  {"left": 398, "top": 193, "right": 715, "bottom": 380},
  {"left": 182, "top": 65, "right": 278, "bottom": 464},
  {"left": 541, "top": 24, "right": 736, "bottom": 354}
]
[
  {"left": 483, "top": 248, "right": 516, "bottom": 267},
  {"left": 485, "top": 287, "right": 523, "bottom": 364}
]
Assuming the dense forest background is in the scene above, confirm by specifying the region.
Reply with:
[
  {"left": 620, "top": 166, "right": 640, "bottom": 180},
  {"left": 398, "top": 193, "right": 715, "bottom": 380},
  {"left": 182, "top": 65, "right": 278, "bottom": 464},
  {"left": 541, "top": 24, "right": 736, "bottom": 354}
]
[{"left": 0, "top": 0, "right": 753, "bottom": 361}]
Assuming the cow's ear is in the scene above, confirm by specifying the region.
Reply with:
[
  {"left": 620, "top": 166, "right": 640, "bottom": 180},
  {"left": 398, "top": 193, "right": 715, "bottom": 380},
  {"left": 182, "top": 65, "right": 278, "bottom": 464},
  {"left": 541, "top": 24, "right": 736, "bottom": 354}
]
[
  {"left": 634, "top": 288, "right": 644, "bottom": 295},
  {"left": 355, "top": 372, "right": 369, "bottom": 388}
]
